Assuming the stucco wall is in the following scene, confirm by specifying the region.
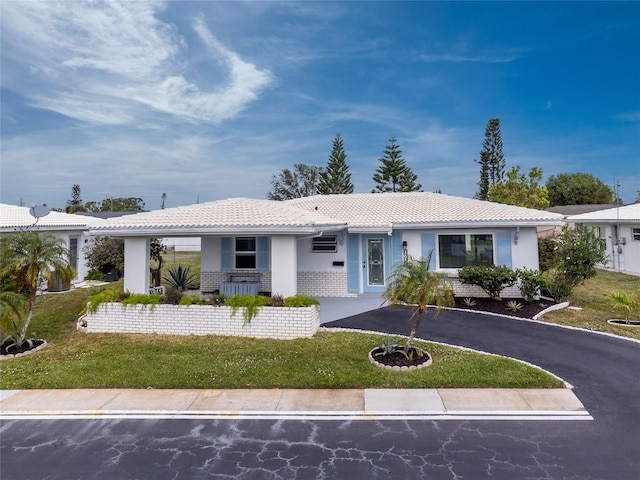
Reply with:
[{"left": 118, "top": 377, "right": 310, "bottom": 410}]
[{"left": 84, "top": 303, "right": 319, "bottom": 340}]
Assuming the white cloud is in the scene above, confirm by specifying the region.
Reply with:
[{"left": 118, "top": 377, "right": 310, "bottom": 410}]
[
  {"left": 419, "top": 52, "right": 522, "bottom": 63},
  {"left": 1, "top": 0, "right": 273, "bottom": 124},
  {"left": 614, "top": 112, "right": 640, "bottom": 123}
]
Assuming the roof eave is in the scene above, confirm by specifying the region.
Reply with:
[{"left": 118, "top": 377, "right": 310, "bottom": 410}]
[{"left": 89, "top": 224, "right": 347, "bottom": 237}]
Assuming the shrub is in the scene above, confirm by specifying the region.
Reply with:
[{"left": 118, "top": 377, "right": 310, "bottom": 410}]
[
  {"left": 457, "top": 265, "right": 517, "bottom": 300},
  {"left": 553, "top": 225, "right": 606, "bottom": 286},
  {"left": 161, "top": 287, "right": 183, "bottom": 305},
  {"left": 224, "top": 295, "right": 270, "bottom": 324},
  {"left": 283, "top": 294, "right": 320, "bottom": 308},
  {"left": 608, "top": 292, "right": 639, "bottom": 324},
  {"left": 163, "top": 265, "right": 199, "bottom": 291},
  {"left": 269, "top": 294, "right": 285, "bottom": 307},
  {"left": 84, "top": 269, "right": 106, "bottom": 281},
  {"left": 516, "top": 268, "right": 547, "bottom": 302},
  {"left": 121, "top": 294, "right": 160, "bottom": 308},
  {"left": 179, "top": 295, "right": 205, "bottom": 306},
  {"left": 87, "top": 289, "right": 127, "bottom": 313},
  {"left": 545, "top": 273, "right": 574, "bottom": 302},
  {"left": 537, "top": 237, "right": 558, "bottom": 272}
]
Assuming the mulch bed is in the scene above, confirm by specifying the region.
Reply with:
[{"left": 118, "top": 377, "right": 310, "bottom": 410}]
[
  {"left": 452, "top": 297, "right": 558, "bottom": 319},
  {"left": 370, "top": 346, "right": 431, "bottom": 368},
  {"left": 1, "top": 339, "right": 46, "bottom": 357}
]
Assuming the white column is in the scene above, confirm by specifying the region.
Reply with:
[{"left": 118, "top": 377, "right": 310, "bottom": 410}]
[
  {"left": 124, "top": 237, "right": 150, "bottom": 294},
  {"left": 201, "top": 237, "right": 220, "bottom": 271},
  {"left": 271, "top": 235, "right": 297, "bottom": 297}
]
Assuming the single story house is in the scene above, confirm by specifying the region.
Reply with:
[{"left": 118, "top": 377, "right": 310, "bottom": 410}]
[
  {"left": 89, "top": 192, "right": 564, "bottom": 298},
  {"left": 567, "top": 203, "right": 640, "bottom": 275},
  {"left": 0, "top": 203, "right": 105, "bottom": 286}
]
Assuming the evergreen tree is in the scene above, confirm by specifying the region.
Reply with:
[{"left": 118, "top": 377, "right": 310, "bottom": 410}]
[
  {"left": 372, "top": 137, "right": 422, "bottom": 193},
  {"left": 488, "top": 165, "right": 549, "bottom": 210},
  {"left": 66, "top": 184, "right": 85, "bottom": 213},
  {"left": 546, "top": 173, "right": 614, "bottom": 206},
  {"left": 475, "top": 118, "right": 505, "bottom": 199},
  {"left": 317, "top": 134, "right": 354, "bottom": 194}
]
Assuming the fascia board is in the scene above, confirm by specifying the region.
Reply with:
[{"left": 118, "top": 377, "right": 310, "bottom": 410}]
[
  {"left": 89, "top": 225, "right": 347, "bottom": 237},
  {"left": 391, "top": 220, "right": 564, "bottom": 229}
]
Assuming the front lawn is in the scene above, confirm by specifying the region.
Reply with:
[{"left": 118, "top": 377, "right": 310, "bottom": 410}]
[
  {"left": 540, "top": 269, "right": 640, "bottom": 341},
  {"left": 0, "top": 284, "right": 562, "bottom": 389}
]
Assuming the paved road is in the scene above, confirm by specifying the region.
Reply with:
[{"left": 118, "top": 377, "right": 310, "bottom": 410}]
[{"left": 2, "top": 308, "right": 639, "bottom": 479}]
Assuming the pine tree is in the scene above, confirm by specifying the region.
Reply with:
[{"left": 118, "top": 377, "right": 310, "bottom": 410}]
[
  {"left": 317, "top": 133, "right": 354, "bottom": 194},
  {"left": 475, "top": 118, "right": 506, "bottom": 199},
  {"left": 372, "top": 137, "right": 422, "bottom": 193},
  {"left": 66, "top": 184, "right": 85, "bottom": 213}
]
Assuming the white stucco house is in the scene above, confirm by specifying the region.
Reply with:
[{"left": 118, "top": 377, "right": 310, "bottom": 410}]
[
  {"left": 567, "top": 203, "right": 640, "bottom": 275},
  {"left": 0, "top": 203, "right": 105, "bottom": 286},
  {"left": 89, "top": 193, "right": 564, "bottom": 298}
]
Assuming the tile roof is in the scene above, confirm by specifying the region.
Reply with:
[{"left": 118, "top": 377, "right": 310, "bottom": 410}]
[
  {"left": 90, "top": 198, "right": 346, "bottom": 234},
  {"left": 567, "top": 203, "right": 640, "bottom": 223},
  {"left": 287, "top": 193, "right": 564, "bottom": 228},
  {"left": 86, "top": 193, "right": 564, "bottom": 235},
  {"left": 0, "top": 203, "right": 104, "bottom": 231}
]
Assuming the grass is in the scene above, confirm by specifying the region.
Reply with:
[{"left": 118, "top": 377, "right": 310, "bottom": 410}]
[
  {"left": 540, "top": 269, "right": 640, "bottom": 341},
  {"left": 0, "top": 282, "right": 562, "bottom": 389},
  {"left": 154, "top": 250, "right": 201, "bottom": 289}
]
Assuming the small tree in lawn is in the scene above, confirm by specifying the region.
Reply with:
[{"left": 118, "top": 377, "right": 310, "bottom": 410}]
[
  {"left": 317, "top": 133, "right": 354, "bottom": 194},
  {"left": 372, "top": 137, "right": 422, "bottom": 193},
  {"left": 382, "top": 253, "right": 454, "bottom": 355},
  {"left": 0, "top": 231, "right": 74, "bottom": 349}
]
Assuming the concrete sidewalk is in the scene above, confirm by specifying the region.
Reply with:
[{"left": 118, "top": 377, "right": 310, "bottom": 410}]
[{"left": 0, "top": 388, "right": 591, "bottom": 421}]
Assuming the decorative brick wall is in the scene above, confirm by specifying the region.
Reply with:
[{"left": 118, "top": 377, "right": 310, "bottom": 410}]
[
  {"left": 201, "top": 271, "right": 272, "bottom": 293},
  {"left": 85, "top": 303, "right": 319, "bottom": 340},
  {"left": 297, "top": 271, "right": 356, "bottom": 298},
  {"left": 449, "top": 278, "right": 522, "bottom": 298}
]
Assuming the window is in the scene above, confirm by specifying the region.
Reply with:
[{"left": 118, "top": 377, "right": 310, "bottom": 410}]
[
  {"left": 633, "top": 228, "right": 640, "bottom": 242},
  {"left": 438, "top": 234, "right": 493, "bottom": 268},
  {"left": 69, "top": 236, "right": 79, "bottom": 270},
  {"left": 312, "top": 235, "right": 337, "bottom": 252},
  {"left": 235, "top": 237, "right": 256, "bottom": 269}
]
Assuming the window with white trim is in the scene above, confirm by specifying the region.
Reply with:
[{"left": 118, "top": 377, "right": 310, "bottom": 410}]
[
  {"left": 633, "top": 228, "right": 640, "bottom": 242},
  {"left": 312, "top": 235, "right": 338, "bottom": 252},
  {"left": 438, "top": 234, "right": 493, "bottom": 268},
  {"left": 235, "top": 237, "right": 256, "bottom": 269}
]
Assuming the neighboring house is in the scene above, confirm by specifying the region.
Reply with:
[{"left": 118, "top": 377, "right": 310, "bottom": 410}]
[
  {"left": 567, "top": 203, "right": 640, "bottom": 275},
  {"left": 0, "top": 203, "right": 105, "bottom": 286},
  {"left": 539, "top": 204, "right": 616, "bottom": 238},
  {"left": 90, "top": 193, "right": 564, "bottom": 298}
]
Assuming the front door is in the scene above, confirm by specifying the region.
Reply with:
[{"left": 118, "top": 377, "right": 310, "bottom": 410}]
[{"left": 363, "top": 236, "right": 386, "bottom": 292}]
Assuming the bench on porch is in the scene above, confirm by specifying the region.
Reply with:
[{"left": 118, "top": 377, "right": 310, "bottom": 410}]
[{"left": 220, "top": 273, "right": 261, "bottom": 297}]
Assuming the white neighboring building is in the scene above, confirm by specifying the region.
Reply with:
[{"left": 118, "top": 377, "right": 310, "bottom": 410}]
[
  {"left": 567, "top": 203, "right": 640, "bottom": 275},
  {"left": 0, "top": 203, "right": 105, "bottom": 285}
]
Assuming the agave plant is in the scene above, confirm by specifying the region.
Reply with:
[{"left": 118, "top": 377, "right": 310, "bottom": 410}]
[{"left": 163, "top": 265, "right": 199, "bottom": 291}]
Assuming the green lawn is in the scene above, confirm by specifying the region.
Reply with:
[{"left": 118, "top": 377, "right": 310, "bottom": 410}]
[
  {"left": 540, "top": 269, "right": 640, "bottom": 341},
  {"left": 0, "top": 282, "right": 563, "bottom": 389}
]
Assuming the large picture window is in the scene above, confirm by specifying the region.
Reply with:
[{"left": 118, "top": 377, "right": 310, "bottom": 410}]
[
  {"left": 438, "top": 234, "right": 494, "bottom": 268},
  {"left": 235, "top": 237, "right": 256, "bottom": 269}
]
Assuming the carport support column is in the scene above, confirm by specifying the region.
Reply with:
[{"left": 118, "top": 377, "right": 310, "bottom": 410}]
[
  {"left": 271, "top": 235, "right": 297, "bottom": 297},
  {"left": 124, "top": 237, "right": 150, "bottom": 294}
]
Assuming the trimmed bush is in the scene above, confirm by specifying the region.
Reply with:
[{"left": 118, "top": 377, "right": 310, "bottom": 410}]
[
  {"left": 516, "top": 268, "right": 547, "bottom": 302},
  {"left": 458, "top": 265, "right": 517, "bottom": 300},
  {"left": 283, "top": 294, "right": 320, "bottom": 308}
]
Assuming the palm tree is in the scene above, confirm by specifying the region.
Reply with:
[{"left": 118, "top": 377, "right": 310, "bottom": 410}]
[
  {"left": 382, "top": 252, "right": 454, "bottom": 354},
  {"left": 0, "top": 231, "right": 74, "bottom": 345}
]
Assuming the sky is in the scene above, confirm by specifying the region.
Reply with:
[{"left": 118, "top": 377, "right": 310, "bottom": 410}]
[{"left": 1, "top": 1, "right": 639, "bottom": 211}]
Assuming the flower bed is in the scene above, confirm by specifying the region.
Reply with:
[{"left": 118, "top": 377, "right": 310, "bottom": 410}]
[{"left": 83, "top": 303, "right": 320, "bottom": 340}]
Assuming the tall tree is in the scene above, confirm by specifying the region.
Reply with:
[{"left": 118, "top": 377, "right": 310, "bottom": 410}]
[
  {"left": 372, "top": 137, "right": 421, "bottom": 193},
  {"left": 0, "top": 232, "right": 74, "bottom": 347},
  {"left": 317, "top": 133, "right": 354, "bottom": 194},
  {"left": 267, "top": 163, "right": 324, "bottom": 200},
  {"left": 488, "top": 165, "right": 550, "bottom": 210},
  {"left": 84, "top": 197, "right": 146, "bottom": 212},
  {"left": 66, "top": 184, "right": 86, "bottom": 213},
  {"left": 475, "top": 118, "right": 506, "bottom": 200},
  {"left": 546, "top": 173, "right": 614, "bottom": 206}
]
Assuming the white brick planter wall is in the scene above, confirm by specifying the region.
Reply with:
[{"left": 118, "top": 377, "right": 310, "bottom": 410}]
[{"left": 85, "top": 304, "right": 320, "bottom": 340}]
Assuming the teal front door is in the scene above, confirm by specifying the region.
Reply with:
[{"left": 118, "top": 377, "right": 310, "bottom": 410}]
[{"left": 363, "top": 236, "right": 387, "bottom": 293}]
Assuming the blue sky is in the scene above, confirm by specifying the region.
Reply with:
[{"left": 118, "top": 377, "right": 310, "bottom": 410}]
[{"left": 1, "top": 1, "right": 639, "bottom": 210}]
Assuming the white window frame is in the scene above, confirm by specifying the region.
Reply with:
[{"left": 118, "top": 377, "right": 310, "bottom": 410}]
[
  {"left": 437, "top": 233, "right": 495, "bottom": 269},
  {"left": 632, "top": 227, "right": 640, "bottom": 242},
  {"left": 235, "top": 237, "right": 257, "bottom": 269}
]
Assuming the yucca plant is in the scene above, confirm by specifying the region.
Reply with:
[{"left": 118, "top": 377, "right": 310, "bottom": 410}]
[{"left": 163, "top": 265, "right": 199, "bottom": 291}]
